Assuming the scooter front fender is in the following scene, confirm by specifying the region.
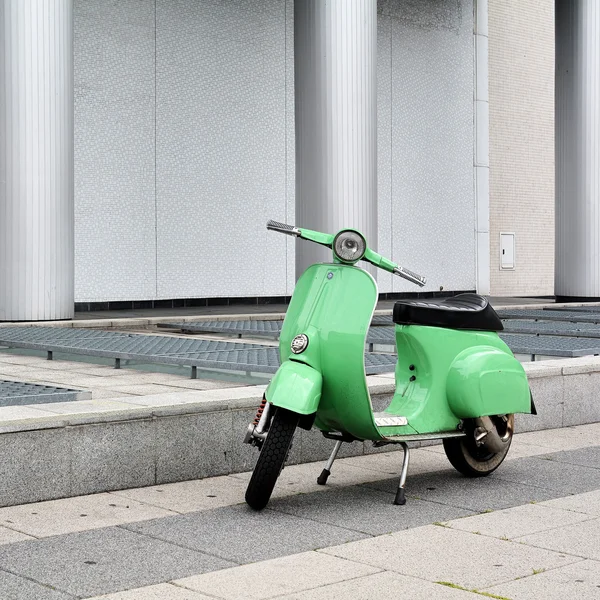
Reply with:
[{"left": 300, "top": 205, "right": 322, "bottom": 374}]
[{"left": 265, "top": 360, "right": 322, "bottom": 416}]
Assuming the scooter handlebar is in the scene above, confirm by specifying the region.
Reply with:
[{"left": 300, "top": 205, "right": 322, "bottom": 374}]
[
  {"left": 266, "top": 220, "right": 334, "bottom": 247},
  {"left": 267, "top": 220, "right": 426, "bottom": 286},
  {"left": 267, "top": 220, "right": 301, "bottom": 237},
  {"left": 364, "top": 248, "right": 426, "bottom": 287},
  {"left": 393, "top": 266, "right": 427, "bottom": 287}
]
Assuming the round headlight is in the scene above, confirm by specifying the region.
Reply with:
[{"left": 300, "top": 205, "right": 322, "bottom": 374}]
[
  {"left": 333, "top": 230, "right": 366, "bottom": 263},
  {"left": 291, "top": 334, "right": 309, "bottom": 354}
]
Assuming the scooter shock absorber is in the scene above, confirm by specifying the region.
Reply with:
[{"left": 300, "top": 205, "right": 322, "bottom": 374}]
[{"left": 252, "top": 397, "right": 268, "bottom": 426}]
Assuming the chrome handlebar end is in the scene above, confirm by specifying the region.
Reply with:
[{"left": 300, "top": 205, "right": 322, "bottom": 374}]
[
  {"left": 394, "top": 266, "right": 427, "bottom": 287},
  {"left": 267, "top": 220, "right": 301, "bottom": 237}
]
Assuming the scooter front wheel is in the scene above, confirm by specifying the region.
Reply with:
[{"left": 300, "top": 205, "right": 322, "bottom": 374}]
[
  {"left": 443, "top": 415, "right": 513, "bottom": 477},
  {"left": 245, "top": 407, "right": 298, "bottom": 510}
]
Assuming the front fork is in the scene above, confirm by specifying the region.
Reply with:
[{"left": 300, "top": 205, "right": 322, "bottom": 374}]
[{"left": 243, "top": 396, "right": 273, "bottom": 448}]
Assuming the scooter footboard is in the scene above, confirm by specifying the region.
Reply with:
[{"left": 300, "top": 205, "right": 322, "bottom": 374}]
[
  {"left": 265, "top": 360, "right": 322, "bottom": 416},
  {"left": 447, "top": 346, "right": 531, "bottom": 418}
]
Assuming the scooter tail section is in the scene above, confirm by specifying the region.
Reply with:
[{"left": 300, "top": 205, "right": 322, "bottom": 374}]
[
  {"left": 446, "top": 345, "right": 531, "bottom": 418},
  {"left": 265, "top": 360, "right": 322, "bottom": 416}
]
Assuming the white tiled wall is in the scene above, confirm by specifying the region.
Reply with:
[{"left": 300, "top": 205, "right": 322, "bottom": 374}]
[
  {"left": 74, "top": 0, "right": 475, "bottom": 302},
  {"left": 488, "top": 0, "right": 555, "bottom": 297}
]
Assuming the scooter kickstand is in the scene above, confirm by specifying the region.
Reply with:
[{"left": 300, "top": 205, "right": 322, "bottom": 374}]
[
  {"left": 317, "top": 440, "right": 343, "bottom": 485},
  {"left": 394, "top": 442, "right": 410, "bottom": 506}
]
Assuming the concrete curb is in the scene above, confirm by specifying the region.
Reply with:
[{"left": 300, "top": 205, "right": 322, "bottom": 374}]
[{"left": 0, "top": 361, "right": 596, "bottom": 507}]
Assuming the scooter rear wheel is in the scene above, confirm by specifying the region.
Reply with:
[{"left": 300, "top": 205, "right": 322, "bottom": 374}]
[
  {"left": 245, "top": 407, "right": 298, "bottom": 510},
  {"left": 443, "top": 415, "right": 513, "bottom": 477}
]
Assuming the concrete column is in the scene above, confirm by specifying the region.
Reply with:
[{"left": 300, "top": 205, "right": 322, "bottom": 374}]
[
  {"left": 0, "top": 0, "right": 74, "bottom": 321},
  {"left": 294, "top": 0, "right": 377, "bottom": 277},
  {"left": 474, "top": 0, "right": 490, "bottom": 295},
  {"left": 556, "top": 0, "right": 600, "bottom": 299}
]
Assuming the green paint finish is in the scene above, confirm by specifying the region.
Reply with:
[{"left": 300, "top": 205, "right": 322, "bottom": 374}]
[
  {"left": 265, "top": 226, "right": 532, "bottom": 443},
  {"left": 276, "top": 263, "right": 383, "bottom": 441},
  {"left": 265, "top": 361, "right": 322, "bottom": 415},
  {"left": 447, "top": 346, "right": 530, "bottom": 418},
  {"left": 388, "top": 325, "right": 530, "bottom": 434}
]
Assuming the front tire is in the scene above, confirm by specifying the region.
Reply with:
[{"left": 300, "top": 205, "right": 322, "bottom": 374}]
[
  {"left": 443, "top": 415, "right": 513, "bottom": 477},
  {"left": 245, "top": 407, "right": 298, "bottom": 510}
]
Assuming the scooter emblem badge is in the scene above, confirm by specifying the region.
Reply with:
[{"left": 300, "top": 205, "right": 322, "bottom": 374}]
[{"left": 291, "top": 334, "right": 309, "bottom": 354}]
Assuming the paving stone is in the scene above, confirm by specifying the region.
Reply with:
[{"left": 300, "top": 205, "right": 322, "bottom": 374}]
[
  {"left": 89, "top": 583, "right": 212, "bottom": 599},
  {"left": 276, "top": 571, "right": 480, "bottom": 599},
  {"left": 516, "top": 424, "right": 600, "bottom": 451},
  {"left": 0, "top": 405, "right": 60, "bottom": 421},
  {"left": 230, "top": 459, "right": 398, "bottom": 500},
  {"left": 124, "top": 504, "right": 367, "bottom": 564},
  {"left": 362, "top": 469, "right": 557, "bottom": 512},
  {"left": 342, "top": 446, "right": 451, "bottom": 475},
  {"left": 70, "top": 420, "right": 156, "bottom": 496},
  {"left": 32, "top": 400, "right": 142, "bottom": 415},
  {"left": 268, "top": 485, "right": 474, "bottom": 536},
  {"left": 485, "top": 559, "right": 600, "bottom": 600},
  {"left": 321, "top": 524, "right": 579, "bottom": 589},
  {"left": 0, "top": 570, "right": 73, "bottom": 599},
  {"left": 0, "top": 526, "right": 233, "bottom": 598},
  {"left": 174, "top": 551, "right": 381, "bottom": 600},
  {"left": 540, "top": 489, "right": 600, "bottom": 516},
  {"left": 443, "top": 503, "right": 593, "bottom": 539},
  {"left": 494, "top": 455, "right": 600, "bottom": 495},
  {"left": 110, "top": 477, "right": 248, "bottom": 513},
  {"left": 155, "top": 411, "right": 233, "bottom": 484},
  {"left": 516, "top": 518, "right": 600, "bottom": 560},
  {"left": 0, "top": 428, "right": 71, "bottom": 507},
  {"left": 0, "top": 525, "right": 34, "bottom": 545},
  {"left": 103, "top": 384, "right": 187, "bottom": 396},
  {"left": 537, "top": 446, "right": 600, "bottom": 470},
  {"left": 0, "top": 493, "right": 175, "bottom": 537}
]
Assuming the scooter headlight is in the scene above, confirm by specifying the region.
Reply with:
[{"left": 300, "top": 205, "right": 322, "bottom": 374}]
[
  {"left": 333, "top": 230, "right": 366, "bottom": 263},
  {"left": 291, "top": 334, "right": 309, "bottom": 354}
]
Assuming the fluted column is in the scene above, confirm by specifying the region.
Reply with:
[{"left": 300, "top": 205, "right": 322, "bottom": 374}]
[
  {"left": 0, "top": 0, "right": 74, "bottom": 321},
  {"left": 474, "top": 0, "right": 490, "bottom": 295},
  {"left": 294, "top": 0, "right": 377, "bottom": 277},
  {"left": 555, "top": 0, "right": 600, "bottom": 299}
]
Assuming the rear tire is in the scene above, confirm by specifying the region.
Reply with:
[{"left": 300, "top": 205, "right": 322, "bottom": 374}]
[
  {"left": 443, "top": 415, "right": 513, "bottom": 477},
  {"left": 245, "top": 407, "right": 298, "bottom": 510}
]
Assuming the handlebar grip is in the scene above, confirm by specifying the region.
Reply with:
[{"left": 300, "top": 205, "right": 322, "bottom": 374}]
[
  {"left": 266, "top": 220, "right": 301, "bottom": 237},
  {"left": 394, "top": 266, "right": 427, "bottom": 287}
]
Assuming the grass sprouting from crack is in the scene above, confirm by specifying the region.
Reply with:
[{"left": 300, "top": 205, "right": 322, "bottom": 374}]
[{"left": 437, "top": 582, "right": 511, "bottom": 600}]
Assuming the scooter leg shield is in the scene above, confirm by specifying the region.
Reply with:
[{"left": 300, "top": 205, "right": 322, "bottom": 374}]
[
  {"left": 265, "top": 361, "right": 322, "bottom": 416},
  {"left": 447, "top": 346, "right": 531, "bottom": 418}
]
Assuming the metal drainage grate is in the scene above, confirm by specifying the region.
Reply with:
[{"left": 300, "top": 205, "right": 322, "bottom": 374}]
[
  {"left": 498, "top": 309, "right": 600, "bottom": 324},
  {"left": 0, "top": 380, "right": 91, "bottom": 407},
  {"left": 0, "top": 327, "right": 397, "bottom": 376},
  {"left": 502, "top": 319, "right": 600, "bottom": 338},
  {"left": 542, "top": 306, "right": 600, "bottom": 313},
  {"left": 499, "top": 333, "right": 600, "bottom": 357},
  {"left": 158, "top": 320, "right": 283, "bottom": 338}
]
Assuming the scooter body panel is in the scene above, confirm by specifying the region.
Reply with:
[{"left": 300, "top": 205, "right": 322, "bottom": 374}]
[
  {"left": 271, "top": 263, "right": 383, "bottom": 441},
  {"left": 388, "top": 325, "right": 531, "bottom": 434},
  {"left": 447, "top": 345, "right": 530, "bottom": 418}
]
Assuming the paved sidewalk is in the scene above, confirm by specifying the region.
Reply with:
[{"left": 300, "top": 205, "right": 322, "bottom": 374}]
[{"left": 0, "top": 424, "right": 598, "bottom": 599}]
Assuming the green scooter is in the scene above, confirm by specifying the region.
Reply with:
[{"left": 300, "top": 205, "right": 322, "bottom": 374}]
[{"left": 244, "top": 220, "right": 535, "bottom": 510}]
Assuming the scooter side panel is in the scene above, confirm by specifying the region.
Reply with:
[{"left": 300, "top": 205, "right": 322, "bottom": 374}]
[
  {"left": 387, "top": 325, "right": 528, "bottom": 434},
  {"left": 446, "top": 346, "right": 530, "bottom": 418},
  {"left": 278, "top": 263, "right": 383, "bottom": 441},
  {"left": 265, "top": 361, "right": 322, "bottom": 415}
]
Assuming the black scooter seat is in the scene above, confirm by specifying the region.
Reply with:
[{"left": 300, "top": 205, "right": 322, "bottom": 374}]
[{"left": 392, "top": 293, "right": 503, "bottom": 332}]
